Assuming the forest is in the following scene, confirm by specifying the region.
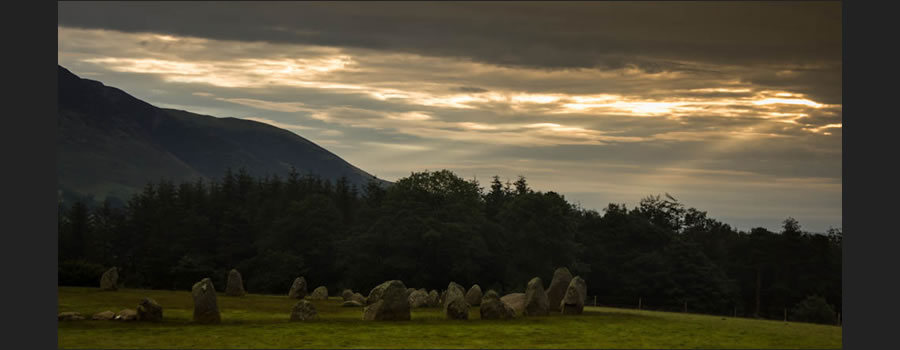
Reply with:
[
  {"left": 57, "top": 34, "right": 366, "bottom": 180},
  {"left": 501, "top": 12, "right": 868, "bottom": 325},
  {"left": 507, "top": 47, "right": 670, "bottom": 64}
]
[{"left": 57, "top": 168, "right": 842, "bottom": 324}]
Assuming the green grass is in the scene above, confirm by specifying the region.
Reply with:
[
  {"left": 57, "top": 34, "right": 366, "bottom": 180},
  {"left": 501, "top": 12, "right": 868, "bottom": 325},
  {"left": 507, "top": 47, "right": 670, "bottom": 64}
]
[{"left": 58, "top": 286, "right": 841, "bottom": 349}]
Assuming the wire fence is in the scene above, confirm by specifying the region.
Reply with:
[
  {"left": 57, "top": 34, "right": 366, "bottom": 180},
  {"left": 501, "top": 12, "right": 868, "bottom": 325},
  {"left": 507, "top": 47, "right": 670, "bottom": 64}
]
[{"left": 585, "top": 295, "right": 842, "bottom": 326}]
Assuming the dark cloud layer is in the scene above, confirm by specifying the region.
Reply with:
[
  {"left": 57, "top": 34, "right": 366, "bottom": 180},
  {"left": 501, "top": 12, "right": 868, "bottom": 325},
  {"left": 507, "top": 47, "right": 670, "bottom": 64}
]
[
  {"left": 58, "top": 2, "right": 840, "bottom": 65},
  {"left": 57, "top": 3, "right": 841, "bottom": 232}
]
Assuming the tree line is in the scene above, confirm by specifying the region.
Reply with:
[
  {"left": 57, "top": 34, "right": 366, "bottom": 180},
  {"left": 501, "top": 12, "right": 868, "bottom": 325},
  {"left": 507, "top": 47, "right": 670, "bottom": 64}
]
[{"left": 58, "top": 168, "right": 842, "bottom": 323}]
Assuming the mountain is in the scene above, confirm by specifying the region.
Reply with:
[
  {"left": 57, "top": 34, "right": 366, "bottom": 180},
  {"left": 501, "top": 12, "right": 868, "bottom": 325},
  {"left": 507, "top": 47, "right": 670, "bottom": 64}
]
[{"left": 58, "top": 65, "right": 386, "bottom": 203}]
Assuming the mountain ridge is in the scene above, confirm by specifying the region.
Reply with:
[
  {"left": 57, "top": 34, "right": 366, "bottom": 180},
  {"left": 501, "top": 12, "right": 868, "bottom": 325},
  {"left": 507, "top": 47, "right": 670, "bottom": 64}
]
[{"left": 57, "top": 65, "right": 387, "bottom": 203}]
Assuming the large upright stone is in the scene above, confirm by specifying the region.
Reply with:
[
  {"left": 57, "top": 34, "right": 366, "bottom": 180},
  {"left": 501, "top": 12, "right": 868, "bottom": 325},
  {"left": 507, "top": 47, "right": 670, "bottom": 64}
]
[
  {"left": 137, "top": 298, "right": 163, "bottom": 321},
  {"left": 225, "top": 269, "right": 246, "bottom": 296},
  {"left": 501, "top": 293, "right": 526, "bottom": 315},
  {"left": 310, "top": 286, "right": 329, "bottom": 300},
  {"left": 288, "top": 277, "right": 308, "bottom": 299},
  {"left": 546, "top": 267, "right": 573, "bottom": 312},
  {"left": 99, "top": 267, "right": 118, "bottom": 291},
  {"left": 363, "top": 280, "right": 411, "bottom": 321},
  {"left": 426, "top": 289, "right": 440, "bottom": 307},
  {"left": 561, "top": 276, "right": 587, "bottom": 315},
  {"left": 465, "top": 284, "right": 483, "bottom": 306},
  {"left": 192, "top": 278, "right": 221, "bottom": 324},
  {"left": 290, "top": 300, "right": 319, "bottom": 321},
  {"left": 365, "top": 280, "right": 392, "bottom": 305},
  {"left": 342, "top": 289, "right": 354, "bottom": 301},
  {"left": 408, "top": 289, "right": 428, "bottom": 308},
  {"left": 480, "top": 290, "right": 516, "bottom": 320},
  {"left": 439, "top": 290, "right": 447, "bottom": 305},
  {"left": 523, "top": 277, "right": 550, "bottom": 316},
  {"left": 444, "top": 282, "right": 469, "bottom": 320}
]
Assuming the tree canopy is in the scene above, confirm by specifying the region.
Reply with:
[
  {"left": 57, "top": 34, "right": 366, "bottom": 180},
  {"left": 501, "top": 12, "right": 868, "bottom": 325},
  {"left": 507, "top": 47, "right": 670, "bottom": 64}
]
[{"left": 58, "top": 168, "right": 841, "bottom": 322}]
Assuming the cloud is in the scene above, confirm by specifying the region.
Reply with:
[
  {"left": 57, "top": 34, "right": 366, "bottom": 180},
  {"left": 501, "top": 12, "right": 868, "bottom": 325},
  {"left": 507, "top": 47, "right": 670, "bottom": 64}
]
[{"left": 56, "top": 13, "right": 841, "bottom": 232}]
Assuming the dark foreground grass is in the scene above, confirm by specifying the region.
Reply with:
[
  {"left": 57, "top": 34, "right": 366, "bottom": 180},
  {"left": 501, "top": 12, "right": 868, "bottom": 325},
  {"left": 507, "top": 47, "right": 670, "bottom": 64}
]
[{"left": 58, "top": 286, "right": 841, "bottom": 349}]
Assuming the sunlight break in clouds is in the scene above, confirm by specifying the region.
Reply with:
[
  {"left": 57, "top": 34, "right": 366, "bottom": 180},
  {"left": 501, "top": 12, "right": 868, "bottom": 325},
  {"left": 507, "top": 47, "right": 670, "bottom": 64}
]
[{"left": 58, "top": 25, "right": 841, "bottom": 232}]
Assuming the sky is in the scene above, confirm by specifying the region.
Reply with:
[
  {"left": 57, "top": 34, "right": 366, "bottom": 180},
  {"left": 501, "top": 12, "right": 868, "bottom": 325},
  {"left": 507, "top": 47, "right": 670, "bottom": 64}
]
[{"left": 57, "top": 1, "right": 842, "bottom": 233}]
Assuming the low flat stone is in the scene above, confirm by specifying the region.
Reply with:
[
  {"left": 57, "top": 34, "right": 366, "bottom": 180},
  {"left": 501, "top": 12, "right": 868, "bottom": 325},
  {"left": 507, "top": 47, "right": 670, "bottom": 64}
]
[
  {"left": 341, "top": 300, "right": 364, "bottom": 307},
  {"left": 91, "top": 310, "right": 115, "bottom": 320},
  {"left": 58, "top": 312, "right": 84, "bottom": 321},
  {"left": 115, "top": 309, "right": 138, "bottom": 321},
  {"left": 352, "top": 292, "right": 366, "bottom": 304}
]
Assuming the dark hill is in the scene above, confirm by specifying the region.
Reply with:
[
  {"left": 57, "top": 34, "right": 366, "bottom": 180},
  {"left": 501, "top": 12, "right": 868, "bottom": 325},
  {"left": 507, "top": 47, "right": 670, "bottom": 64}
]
[{"left": 58, "top": 65, "right": 386, "bottom": 202}]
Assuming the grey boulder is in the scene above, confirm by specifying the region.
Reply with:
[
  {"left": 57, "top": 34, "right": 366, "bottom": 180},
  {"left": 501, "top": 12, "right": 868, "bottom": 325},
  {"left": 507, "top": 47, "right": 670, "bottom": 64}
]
[
  {"left": 137, "top": 298, "right": 163, "bottom": 321},
  {"left": 99, "top": 267, "right": 118, "bottom": 291},
  {"left": 480, "top": 290, "right": 516, "bottom": 320},
  {"left": 561, "top": 276, "right": 587, "bottom": 315},
  {"left": 546, "top": 267, "right": 573, "bottom": 312},
  {"left": 523, "top": 277, "right": 550, "bottom": 316},
  {"left": 288, "top": 277, "right": 308, "bottom": 299},
  {"left": 225, "top": 269, "right": 246, "bottom": 296},
  {"left": 290, "top": 300, "right": 319, "bottom": 321},
  {"left": 363, "top": 280, "right": 411, "bottom": 321},
  {"left": 192, "top": 277, "right": 221, "bottom": 323}
]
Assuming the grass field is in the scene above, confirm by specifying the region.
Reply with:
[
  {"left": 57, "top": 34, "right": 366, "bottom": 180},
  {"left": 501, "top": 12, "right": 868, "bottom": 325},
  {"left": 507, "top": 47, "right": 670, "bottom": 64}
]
[{"left": 58, "top": 286, "right": 841, "bottom": 349}]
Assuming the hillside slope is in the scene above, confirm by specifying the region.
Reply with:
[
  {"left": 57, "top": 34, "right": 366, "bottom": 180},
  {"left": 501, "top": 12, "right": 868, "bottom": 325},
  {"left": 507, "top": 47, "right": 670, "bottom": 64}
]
[{"left": 58, "top": 65, "right": 385, "bottom": 202}]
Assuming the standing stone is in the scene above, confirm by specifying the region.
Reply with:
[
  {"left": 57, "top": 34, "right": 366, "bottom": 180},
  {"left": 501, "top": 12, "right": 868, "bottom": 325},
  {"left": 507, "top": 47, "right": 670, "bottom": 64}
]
[
  {"left": 192, "top": 278, "right": 221, "bottom": 324},
  {"left": 365, "top": 281, "right": 391, "bottom": 305},
  {"left": 523, "top": 277, "right": 550, "bottom": 316},
  {"left": 439, "top": 290, "right": 447, "bottom": 305},
  {"left": 99, "top": 267, "right": 118, "bottom": 291},
  {"left": 444, "top": 282, "right": 469, "bottom": 320},
  {"left": 363, "top": 280, "right": 411, "bottom": 321},
  {"left": 290, "top": 300, "right": 319, "bottom": 321},
  {"left": 561, "top": 276, "right": 587, "bottom": 315},
  {"left": 546, "top": 267, "right": 573, "bottom": 312},
  {"left": 465, "top": 284, "right": 483, "bottom": 306},
  {"left": 351, "top": 292, "right": 366, "bottom": 304},
  {"left": 91, "top": 310, "right": 115, "bottom": 320},
  {"left": 58, "top": 312, "right": 85, "bottom": 321},
  {"left": 480, "top": 290, "right": 516, "bottom": 320},
  {"left": 500, "top": 293, "right": 526, "bottom": 315},
  {"left": 225, "top": 269, "right": 246, "bottom": 296},
  {"left": 408, "top": 289, "right": 428, "bottom": 308},
  {"left": 342, "top": 289, "right": 354, "bottom": 301},
  {"left": 406, "top": 288, "right": 415, "bottom": 298},
  {"left": 114, "top": 309, "right": 138, "bottom": 321},
  {"left": 288, "top": 277, "right": 308, "bottom": 299},
  {"left": 310, "top": 286, "right": 329, "bottom": 300},
  {"left": 426, "top": 289, "right": 440, "bottom": 307},
  {"left": 137, "top": 298, "right": 163, "bottom": 321}
]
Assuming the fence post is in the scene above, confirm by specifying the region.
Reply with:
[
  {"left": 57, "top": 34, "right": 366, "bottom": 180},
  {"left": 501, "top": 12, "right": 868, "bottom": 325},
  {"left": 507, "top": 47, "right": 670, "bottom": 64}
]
[
  {"left": 638, "top": 297, "right": 642, "bottom": 310},
  {"left": 593, "top": 295, "right": 597, "bottom": 306},
  {"left": 684, "top": 300, "right": 687, "bottom": 313},
  {"left": 734, "top": 306, "right": 737, "bottom": 318},
  {"left": 838, "top": 312, "right": 841, "bottom": 326},
  {"left": 783, "top": 308, "right": 787, "bottom": 322}
]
